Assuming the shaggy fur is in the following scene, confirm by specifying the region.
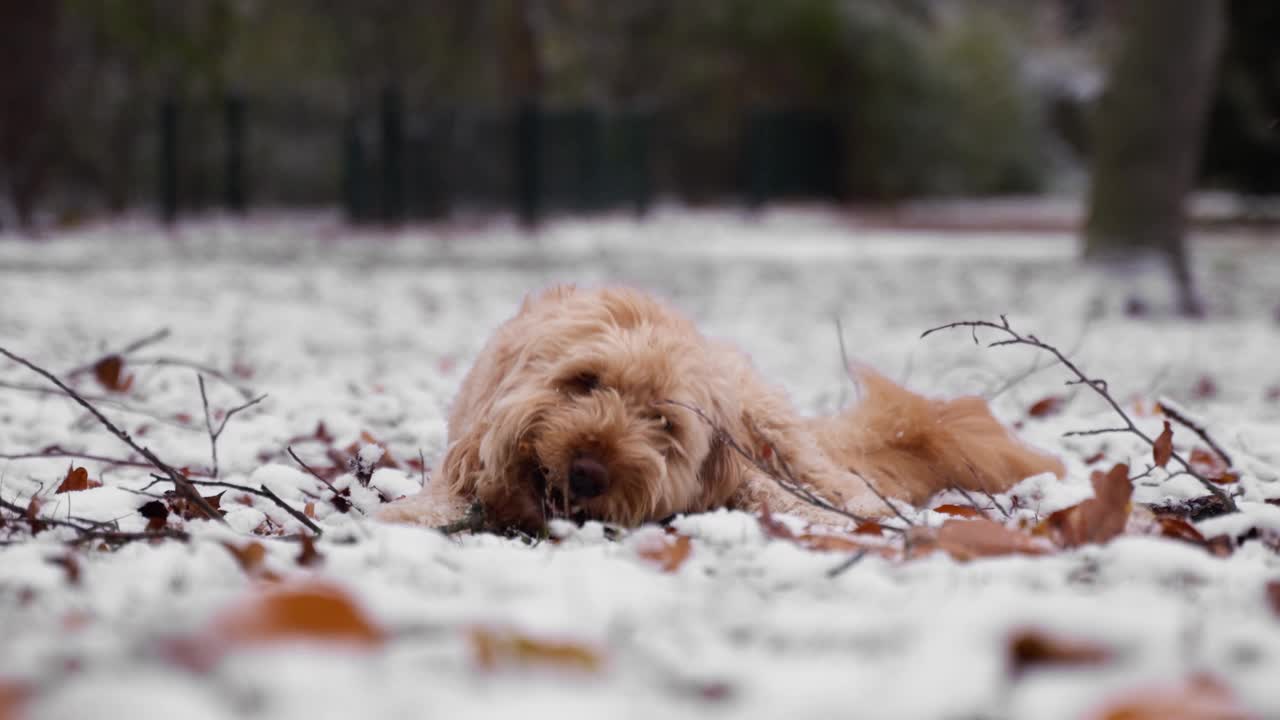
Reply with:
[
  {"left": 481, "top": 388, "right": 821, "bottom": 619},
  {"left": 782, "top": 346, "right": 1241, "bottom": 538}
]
[{"left": 378, "top": 285, "right": 1064, "bottom": 530}]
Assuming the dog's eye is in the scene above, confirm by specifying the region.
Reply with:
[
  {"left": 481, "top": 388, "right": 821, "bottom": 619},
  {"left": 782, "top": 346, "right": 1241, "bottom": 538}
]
[
  {"left": 563, "top": 372, "right": 599, "bottom": 394},
  {"left": 659, "top": 415, "right": 675, "bottom": 433}
]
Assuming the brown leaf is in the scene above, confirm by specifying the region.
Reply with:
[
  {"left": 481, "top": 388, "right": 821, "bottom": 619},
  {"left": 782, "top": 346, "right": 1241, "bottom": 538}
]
[
  {"left": 0, "top": 680, "right": 30, "bottom": 720},
  {"left": 915, "top": 518, "right": 1053, "bottom": 562},
  {"left": 139, "top": 500, "right": 169, "bottom": 532},
  {"left": 933, "top": 504, "right": 984, "bottom": 519},
  {"left": 1039, "top": 463, "right": 1132, "bottom": 548},
  {"left": 1266, "top": 581, "right": 1280, "bottom": 619},
  {"left": 1028, "top": 396, "right": 1064, "bottom": 418},
  {"left": 636, "top": 533, "right": 693, "bottom": 573},
  {"left": 214, "top": 582, "right": 384, "bottom": 648},
  {"left": 296, "top": 535, "right": 324, "bottom": 567},
  {"left": 304, "top": 502, "right": 316, "bottom": 519},
  {"left": 47, "top": 554, "right": 81, "bottom": 586},
  {"left": 25, "top": 497, "right": 45, "bottom": 535},
  {"left": 469, "top": 627, "right": 602, "bottom": 673},
  {"left": 1083, "top": 450, "right": 1107, "bottom": 465},
  {"left": 222, "top": 541, "right": 280, "bottom": 580},
  {"left": 1008, "top": 628, "right": 1111, "bottom": 676},
  {"left": 1188, "top": 448, "right": 1237, "bottom": 484},
  {"left": 756, "top": 503, "right": 796, "bottom": 540},
  {"left": 55, "top": 466, "right": 100, "bottom": 493},
  {"left": 1085, "top": 674, "right": 1254, "bottom": 720},
  {"left": 92, "top": 354, "right": 134, "bottom": 393},
  {"left": 1192, "top": 376, "right": 1219, "bottom": 400},
  {"left": 1153, "top": 421, "right": 1174, "bottom": 468}
]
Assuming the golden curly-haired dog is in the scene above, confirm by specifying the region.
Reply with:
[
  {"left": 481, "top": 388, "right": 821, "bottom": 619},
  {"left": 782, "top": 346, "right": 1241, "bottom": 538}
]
[{"left": 379, "top": 285, "right": 1063, "bottom": 531}]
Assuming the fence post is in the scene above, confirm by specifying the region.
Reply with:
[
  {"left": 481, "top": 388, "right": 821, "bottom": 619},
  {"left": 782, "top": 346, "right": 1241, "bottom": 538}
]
[
  {"left": 224, "top": 94, "right": 246, "bottom": 214},
  {"left": 514, "top": 99, "right": 542, "bottom": 229},
  {"left": 380, "top": 88, "right": 404, "bottom": 224},
  {"left": 342, "top": 114, "right": 367, "bottom": 223},
  {"left": 159, "top": 97, "right": 179, "bottom": 224}
]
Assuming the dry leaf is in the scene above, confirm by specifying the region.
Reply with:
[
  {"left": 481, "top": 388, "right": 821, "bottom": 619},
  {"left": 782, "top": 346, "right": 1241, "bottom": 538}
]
[
  {"left": 756, "top": 503, "right": 796, "bottom": 540},
  {"left": 92, "top": 354, "right": 134, "bottom": 393},
  {"left": 1085, "top": 674, "right": 1254, "bottom": 720},
  {"left": 1266, "top": 581, "right": 1280, "bottom": 618},
  {"left": 914, "top": 518, "right": 1053, "bottom": 562},
  {"left": 138, "top": 500, "right": 169, "bottom": 531},
  {"left": 304, "top": 502, "right": 316, "bottom": 519},
  {"left": 47, "top": 554, "right": 81, "bottom": 585},
  {"left": 296, "top": 535, "right": 323, "bottom": 567},
  {"left": 214, "top": 582, "right": 384, "bottom": 648},
  {"left": 1039, "top": 463, "right": 1131, "bottom": 548},
  {"left": 25, "top": 497, "right": 45, "bottom": 535},
  {"left": 1008, "top": 628, "right": 1111, "bottom": 676},
  {"left": 1153, "top": 421, "right": 1173, "bottom": 468},
  {"left": 1192, "top": 376, "right": 1219, "bottom": 400},
  {"left": 469, "top": 627, "right": 602, "bottom": 673},
  {"left": 56, "top": 466, "right": 98, "bottom": 493},
  {"left": 636, "top": 533, "right": 692, "bottom": 573},
  {"left": 1028, "top": 396, "right": 1064, "bottom": 418},
  {"left": 1083, "top": 450, "right": 1107, "bottom": 464},
  {"left": 1188, "top": 447, "right": 1237, "bottom": 484},
  {"left": 0, "top": 680, "right": 29, "bottom": 720},
  {"left": 933, "top": 504, "right": 984, "bottom": 519},
  {"left": 222, "top": 541, "right": 280, "bottom": 581}
]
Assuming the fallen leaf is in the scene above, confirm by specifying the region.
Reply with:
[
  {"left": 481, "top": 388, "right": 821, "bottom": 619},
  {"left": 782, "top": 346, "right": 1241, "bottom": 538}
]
[
  {"left": 55, "top": 466, "right": 100, "bottom": 493},
  {"left": 304, "top": 502, "right": 316, "bottom": 519},
  {"left": 1188, "top": 448, "right": 1237, "bottom": 484},
  {"left": 932, "top": 504, "right": 984, "bottom": 519},
  {"left": 222, "top": 541, "right": 280, "bottom": 581},
  {"left": 636, "top": 533, "right": 692, "bottom": 573},
  {"left": 93, "top": 354, "right": 134, "bottom": 393},
  {"left": 1153, "top": 421, "right": 1173, "bottom": 468},
  {"left": 1085, "top": 674, "right": 1254, "bottom": 720},
  {"left": 469, "top": 627, "right": 602, "bottom": 673},
  {"left": 214, "top": 582, "right": 384, "bottom": 647},
  {"left": 25, "top": 497, "right": 45, "bottom": 535},
  {"left": 1084, "top": 451, "right": 1107, "bottom": 465},
  {"left": 1039, "top": 464, "right": 1131, "bottom": 548},
  {"left": 914, "top": 518, "right": 1053, "bottom": 561},
  {"left": 1266, "top": 581, "right": 1280, "bottom": 618},
  {"left": 756, "top": 503, "right": 796, "bottom": 540},
  {"left": 1028, "top": 396, "right": 1064, "bottom": 418},
  {"left": 0, "top": 680, "right": 30, "bottom": 720},
  {"left": 1192, "top": 376, "right": 1219, "bottom": 400},
  {"left": 47, "top": 554, "right": 81, "bottom": 585},
  {"left": 139, "top": 500, "right": 169, "bottom": 531},
  {"left": 1008, "top": 628, "right": 1111, "bottom": 676},
  {"left": 296, "top": 535, "right": 323, "bottom": 567}
]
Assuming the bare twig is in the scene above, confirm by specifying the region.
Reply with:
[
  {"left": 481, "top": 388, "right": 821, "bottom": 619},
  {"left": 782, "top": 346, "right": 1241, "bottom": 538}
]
[
  {"left": 921, "top": 316, "right": 1237, "bottom": 511},
  {"left": 64, "top": 328, "right": 171, "bottom": 378},
  {"left": 979, "top": 488, "right": 1012, "bottom": 519},
  {"left": 1158, "top": 399, "right": 1234, "bottom": 468},
  {"left": 131, "top": 356, "right": 256, "bottom": 399},
  {"left": 0, "top": 448, "right": 211, "bottom": 477},
  {"left": 197, "top": 374, "right": 267, "bottom": 478},
  {"left": 140, "top": 474, "right": 324, "bottom": 536},
  {"left": 0, "top": 344, "right": 226, "bottom": 523},
  {"left": 286, "top": 446, "right": 343, "bottom": 495},
  {"left": 660, "top": 400, "right": 904, "bottom": 533},
  {"left": 825, "top": 550, "right": 868, "bottom": 578}
]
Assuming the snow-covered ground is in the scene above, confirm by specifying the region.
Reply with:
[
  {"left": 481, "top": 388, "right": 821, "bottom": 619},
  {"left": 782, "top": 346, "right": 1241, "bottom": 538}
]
[{"left": 1, "top": 209, "right": 1279, "bottom": 719}]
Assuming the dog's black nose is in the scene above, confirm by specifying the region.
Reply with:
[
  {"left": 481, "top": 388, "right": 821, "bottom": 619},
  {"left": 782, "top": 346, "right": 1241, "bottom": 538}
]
[{"left": 568, "top": 456, "right": 608, "bottom": 498}]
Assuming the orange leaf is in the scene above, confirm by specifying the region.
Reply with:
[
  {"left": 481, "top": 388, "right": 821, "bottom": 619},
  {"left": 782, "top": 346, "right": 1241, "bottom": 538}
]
[
  {"left": 92, "top": 354, "right": 134, "bottom": 393},
  {"left": 1085, "top": 674, "right": 1253, "bottom": 720},
  {"left": 214, "top": 582, "right": 384, "bottom": 648},
  {"left": 0, "top": 680, "right": 30, "bottom": 720},
  {"left": 296, "top": 535, "right": 323, "bottom": 567},
  {"left": 1153, "top": 421, "right": 1173, "bottom": 468},
  {"left": 222, "top": 541, "right": 280, "bottom": 581},
  {"left": 1188, "top": 448, "right": 1235, "bottom": 483},
  {"left": 1039, "top": 463, "right": 1131, "bottom": 548},
  {"left": 636, "top": 534, "right": 692, "bottom": 573},
  {"left": 304, "top": 502, "right": 316, "bottom": 519},
  {"left": 1008, "top": 628, "right": 1111, "bottom": 676},
  {"left": 56, "top": 466, "right": 98, "bottom": 493},
  {"left": 915, "top": 518, "right": 1053, "bottom": 562},
  {"left": 469, "top": 627, "right": 602, "bottom": 673},
  {"left": 756, "top": 503, "right": 796, "bottom": 541},
  {"left": 1028, "top": 396, "right": 1064, "bottom": 418},
  {"left": 933, "top": 504, "right": 983, "bottom": 519}
]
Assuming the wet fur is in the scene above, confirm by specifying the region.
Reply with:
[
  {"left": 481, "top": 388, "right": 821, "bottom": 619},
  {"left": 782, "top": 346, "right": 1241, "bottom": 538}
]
[{"left": 378, "top": 285, "right": 1064, "bottom": 530}]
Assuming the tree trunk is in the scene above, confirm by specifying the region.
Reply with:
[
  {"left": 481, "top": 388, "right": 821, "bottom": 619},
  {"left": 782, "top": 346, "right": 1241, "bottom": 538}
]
[{"left": 1084, "top": 0, "right": 1225, "bottom": 315}]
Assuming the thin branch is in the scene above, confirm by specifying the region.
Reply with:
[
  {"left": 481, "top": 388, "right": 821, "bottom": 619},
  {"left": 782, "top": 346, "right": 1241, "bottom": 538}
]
[
  {"left": 64, "top": 328, "right": 171, "bottom": 378},
  {"left": 825, "top": 550, "right": 868, "bottom": 578},
  {"left": 141, "top": 474, "right": 324, "bottom": 536},
  {"left": 287, "top": 446, "right": 342, "bottom": 495},
  {"left": 1062, "top": 427, "right": 1133, "bottom": 437},
  {"left": 1158, "top": 399, "right": 1234, "bottom": 468},
  {"left": 130, "top": 356, "right": 256, "bottom": 399},
  {"left": 921, "top": 317, "right": 1237, "bottom": 512},
  {"left": 197, "top": 374, "right": 267, "bottom": 478},
  {"left": 0, "top": 448, "right": 211, "bottom": 477},
  {"left": 0, "top": 344, "right": 226, "bottom": 523},
  {"left": 660, "top": 399, "right": 903, "bottom": 533}
]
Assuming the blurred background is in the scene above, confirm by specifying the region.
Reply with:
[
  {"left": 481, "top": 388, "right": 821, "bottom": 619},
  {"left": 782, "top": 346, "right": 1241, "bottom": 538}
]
[{"left": 0, "top": 0, "right": 1276, "bottom": 310}]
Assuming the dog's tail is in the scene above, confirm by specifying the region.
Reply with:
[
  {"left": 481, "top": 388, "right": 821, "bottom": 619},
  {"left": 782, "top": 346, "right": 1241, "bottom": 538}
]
[{"left": 812, "top": 368, "right": 1065, "bottom": 505}]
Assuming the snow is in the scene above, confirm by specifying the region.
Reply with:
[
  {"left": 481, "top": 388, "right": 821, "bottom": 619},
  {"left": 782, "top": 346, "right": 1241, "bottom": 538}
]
[{"left": 1, "top": 209, "right": 1280, "bottom": 719}]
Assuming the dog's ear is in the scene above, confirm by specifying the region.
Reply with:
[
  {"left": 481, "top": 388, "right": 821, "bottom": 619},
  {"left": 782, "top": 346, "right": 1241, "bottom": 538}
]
[{"left": 696, "top": 430, "right": 745, "bottom": 508}]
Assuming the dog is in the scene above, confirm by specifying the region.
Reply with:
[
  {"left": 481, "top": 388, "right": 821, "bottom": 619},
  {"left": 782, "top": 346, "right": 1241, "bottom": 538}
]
[{"left": 378, "top": 285, "right": 1064, "bottom": 531}]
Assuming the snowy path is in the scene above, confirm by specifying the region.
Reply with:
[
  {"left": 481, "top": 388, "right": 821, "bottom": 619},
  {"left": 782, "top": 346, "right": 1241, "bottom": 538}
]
[{"left": 1, "top": 211, "right": 1279, "bottom": 719}]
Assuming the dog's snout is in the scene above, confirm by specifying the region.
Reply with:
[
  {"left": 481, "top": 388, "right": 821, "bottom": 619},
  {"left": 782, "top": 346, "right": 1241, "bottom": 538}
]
[{"left": 568, "top": 456, "right": 608, "bottom": 498}]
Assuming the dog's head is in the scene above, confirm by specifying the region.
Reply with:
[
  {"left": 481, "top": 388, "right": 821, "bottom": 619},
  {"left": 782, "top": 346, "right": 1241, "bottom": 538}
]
[{"left": 452, "top": 288, "right": 741, "bottom": 531}]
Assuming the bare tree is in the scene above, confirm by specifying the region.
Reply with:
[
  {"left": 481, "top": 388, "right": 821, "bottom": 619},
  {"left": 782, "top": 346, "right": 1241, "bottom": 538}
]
[{"left": 1084, "top": 0, "right": 1226, "bottom": 315}]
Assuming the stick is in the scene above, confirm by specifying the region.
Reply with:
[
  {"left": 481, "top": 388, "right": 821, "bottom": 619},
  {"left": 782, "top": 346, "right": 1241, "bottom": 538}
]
[
  {"left": 0, "top": 344, "right": 227, "bottom": 523},
  {"left": 1158, "top": 398, "right": 1234, "bottom": 468},
  {"left": 64, "top": 328, "right": 171, "bottom": 378},
  {"left": 197, "top": 374, "right": 267, "bottom": 478},
  {"left": 921, "top": 316, "right": 1237, "bottom": 511}
]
